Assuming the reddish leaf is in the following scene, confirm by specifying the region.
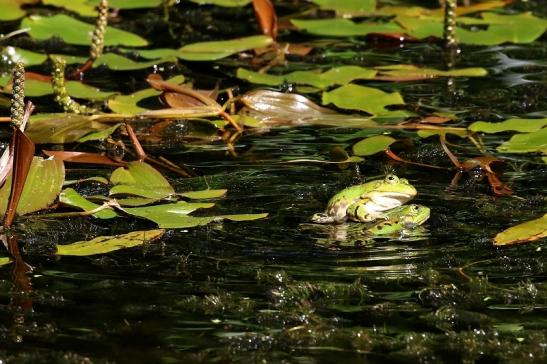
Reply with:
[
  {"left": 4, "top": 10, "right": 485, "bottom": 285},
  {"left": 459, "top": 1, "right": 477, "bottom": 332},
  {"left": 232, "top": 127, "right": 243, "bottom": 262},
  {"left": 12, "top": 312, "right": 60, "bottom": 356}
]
[
  {"left": 420, "top": 115, "right": 452, "bottom": 124},
  {"left": 461, "top": 156, "right": 512, "bottom": 196},
  {"left": 3, "top": 127, "right": 35, "bottom": 227},
  {"left": 162, "top": 87, "right": 219, "bottom": 108},
  {"left": 252, "top": 0, "right": 278, "bottom": 39},
  {"left": 43, "top": 150, "right": 126, "bottom": 166}
]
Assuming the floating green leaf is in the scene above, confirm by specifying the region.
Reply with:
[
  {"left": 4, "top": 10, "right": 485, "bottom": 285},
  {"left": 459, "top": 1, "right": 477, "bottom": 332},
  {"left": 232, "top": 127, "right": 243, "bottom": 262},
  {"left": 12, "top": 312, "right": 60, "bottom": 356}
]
[
  {"left": 352, "top": 135, "right": 396, "bottom": 156},
  {"left": 59, "top": 188, "right": 118, "bottom": 219},
  {"left": 94, "top": 53, "right": 176, "bottom": 71},
  {"left": 189, "top": 0, "right": 251, "bottom": 6},
  {"left": 469, "top": 118, "right": 547, "bottom": 133},
  {"left": 21, "top": 79, "right": 117, "bottom": 99},
  {"left": 1, "top": 47, "right": 48, "bottom": 66},
  {"left": 56, "top": 229, "right": 165, "bottom": 256},
  {"left": 26, "top": 113, "right": 109, "bottom": 144},
  {"left": 107, "top": 88, "right": 161, "bottom": 114},
  {"left": 179, "top": 189, "right": 228, "bottom": 199},
  {"left": 110, "top": 161, "right": 175, "bottom": 199},
  {"left": 322, "top": 84, "right": 405, "bottom": 116},
  {"left": 0, "top": 257, "right": 12, "bottom": 266},
  {"left": 312, "top": 0, "right": 376, "bottom": 16},
  {"left": 44, "top": 0, "right": 163, "bottom": 16},
  {"left": 78, "top": 123, "right": 123, "bottom": 142},
  {"left": 0, "top": 0, "right": 25, "bottom": 20},
  {"left": 22, "top": 14, "right": 148, "bottom": 47},
  {"left": 291, "top": 18, "right": 403, "bottom": 37},
  {"left": 497, "top": 128, "right": 547, "bottom": 154},
  {"left": 375, "top": 64, "right": 488, "bottom": 78},
  {"left": 178, "top": 35, "right": 274, "bottom": 60},
  {"left": 0, "top": 157, "right": 65, "bottom": 216},
  {"left": 493, "top": 214, "right": 547, "bottom": 246},
  {"left": 121, "top": 201, "right": 216, "bottom": 226},
  {"left": 237, "top": 66, "right": 377, "bottom": 89}
]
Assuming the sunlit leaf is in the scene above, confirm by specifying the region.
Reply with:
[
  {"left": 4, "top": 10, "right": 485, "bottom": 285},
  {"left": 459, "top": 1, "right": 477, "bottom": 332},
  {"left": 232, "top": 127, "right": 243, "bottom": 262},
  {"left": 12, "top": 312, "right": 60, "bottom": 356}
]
[
  {"left": 237, "top": 66, "right": 377, "bottom": 89},
  {"left": 493, "top": 214, "right": 547, "bottom": 246},
  {"left": 1, "top": 47, "right": 48, "bottom": 66},
  {"left": 121, "top": 201, "right": 216, "bottom": 226},
  {"left": 64, "top": 176, "right": 109, "bottom": 186},
  {"left": 252, "top": 0, "right": 277, "bottom": 38},
  {"left": 352, "top": 135, "right": 396, "bottom": 156},
  {"left": 43, "top": 0, "right": 163, "bottom": 16},
  {"left": 94, "top": 53, "right": 176, "bottom": 71},
  {"left": 0, "top": 256, "right": 12, "bottom": 266},
  {"left": 110, "top": 161, "right": 175, "bottom": 199},
  {"left": 10, "top": 78, "right": 117, "bottom": 99},
  {"left": 291, "top": 18, "right": 402, "bottom": 37},
  {"left": 374, "top": 64, "right": 487, "bottom": 79},
  {"left": 21, "top": 14, "right": 148, "bottom": 47},
  {"left": 497, "top": 128, "right": 547, "bottom": 154},
  {"left": 0, "top": 0, "right": 25, "bottom": 20},
  {"left": 0, "top": 157, "right": 65, "bottom": 216},
  {"left": 322, "top": 84, "right": 405, "bottom": 116},
  {"left": 107, "top": 88, "right": 161, "bottom": 114},
  {"left": 177, "top": 35, "right": 274, "bottom": 60},
  {"left": 59, "top": 188, "right": 118, "bottom": 219},
  {"left": 179, "top": 189, "right": 227, "bottom": 199},
  {"left": 26, "top": 114, "right": 109, "bottom": 144},
  {"left": 189, "top": 0, "right": 251, "bottom": 6},
  {"left": 56, "top": 229, "right": 165, "bottom": 256},
  {"left": 469, "top": 118, "right": 547, "bottom": 133},
  {"left": 312, "top": 0, "right": 376, "bottom": 16}
]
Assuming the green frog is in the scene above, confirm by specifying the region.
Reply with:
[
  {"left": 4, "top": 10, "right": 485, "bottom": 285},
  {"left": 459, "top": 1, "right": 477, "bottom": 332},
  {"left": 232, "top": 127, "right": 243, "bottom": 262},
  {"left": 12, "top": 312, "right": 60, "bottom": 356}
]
[
  {"left": 365, "top": 204, "right": 430, "bottom": 236},
  {"left": 311, "top": 174, "right": 417, "bottom": 224}
]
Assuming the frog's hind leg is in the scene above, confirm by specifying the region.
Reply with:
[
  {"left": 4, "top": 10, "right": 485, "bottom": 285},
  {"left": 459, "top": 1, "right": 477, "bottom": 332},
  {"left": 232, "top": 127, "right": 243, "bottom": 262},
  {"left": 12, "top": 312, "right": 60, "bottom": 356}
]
[
  {"left": 347, "top": 199, "right": 376, "bottom": 222},
  {"left": 311, "top": 213, "right": 336, "bottom": 224}
]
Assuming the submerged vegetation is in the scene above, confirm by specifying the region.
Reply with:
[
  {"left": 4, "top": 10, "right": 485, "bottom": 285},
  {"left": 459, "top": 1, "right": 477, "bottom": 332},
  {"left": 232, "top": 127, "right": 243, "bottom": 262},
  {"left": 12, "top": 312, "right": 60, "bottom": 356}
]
[{"left": 0, "top": 0, "right": 545, "bottom": 362}]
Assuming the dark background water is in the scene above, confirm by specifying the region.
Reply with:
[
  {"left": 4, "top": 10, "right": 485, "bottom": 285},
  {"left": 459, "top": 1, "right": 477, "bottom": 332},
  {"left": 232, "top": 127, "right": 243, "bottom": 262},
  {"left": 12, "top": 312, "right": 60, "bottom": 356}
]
[{"left": 0, "top": 1, "right": 546, "bottom": 363}]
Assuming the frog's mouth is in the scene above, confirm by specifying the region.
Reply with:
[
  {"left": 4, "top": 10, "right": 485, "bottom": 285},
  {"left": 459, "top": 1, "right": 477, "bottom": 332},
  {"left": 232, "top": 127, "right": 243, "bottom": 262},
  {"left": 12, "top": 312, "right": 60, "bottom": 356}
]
[{"left": 369, "top": 192, "right": 414, "bottom": 209}]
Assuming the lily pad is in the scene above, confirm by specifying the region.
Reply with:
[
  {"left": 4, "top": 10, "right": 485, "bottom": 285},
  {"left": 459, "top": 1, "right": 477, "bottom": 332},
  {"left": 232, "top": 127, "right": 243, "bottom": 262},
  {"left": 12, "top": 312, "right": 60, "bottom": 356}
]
[
  {"left": 469, "top": 118, "right": 547, "bottom": 133},
  {"left": 26, "top": 113, "right": 109, "bottom": 144},
  {"left": 110, "top": 161, "right": 175, "bottom": 199},
  {"left": 59, "top": 188, "right": 118, "bottom": 219},
  {"left": 497, "top": 128, "right": 547, "bottom": 154},
  {"left": 291, "top": 18, "right": 402, "bottom": 37},
  {"left": 236, "top": 66, "right": 377, "bottom": 89},
  {"left": 21, "top": 14, "right": 148, "bottom": 47},
  {"left": 0, "top": 157, "right": 65, "bottom": 216},
  {"left": 179, "top": 189, "right": 228, "bottom": 199},
  {"left": 312, "top": 0, "right": 376, "bottom": 16},
  {"left": 352, "top": 135, "right": 396, "bottom": 156},
  {"left": 177, "top": 35, "right": 274, "bottom": 61},
  {"left": 493, "top": 214, "right": 547, "bottom": 246},
  {"left": 56, "top": 229, "right": 165, "bottom": 256},
  {"left": 322, "top": 84, "right": 405, "bottom": 116}
]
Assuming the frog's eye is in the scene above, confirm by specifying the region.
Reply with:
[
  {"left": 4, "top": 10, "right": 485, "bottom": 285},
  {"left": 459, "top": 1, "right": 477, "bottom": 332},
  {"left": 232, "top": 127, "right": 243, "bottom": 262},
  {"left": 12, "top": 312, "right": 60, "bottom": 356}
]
[
  {"left": 385, "top": 175, "right": 399, "bottom": 184},
  {"left": 410, "top": 205, "right": 419, "bottom": 212}
]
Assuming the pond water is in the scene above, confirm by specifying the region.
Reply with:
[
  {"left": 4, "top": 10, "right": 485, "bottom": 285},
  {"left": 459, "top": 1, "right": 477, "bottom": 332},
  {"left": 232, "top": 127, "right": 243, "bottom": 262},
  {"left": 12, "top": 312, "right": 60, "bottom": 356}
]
[{"left": 0, "top": 1, "right": 546, "bottom": 363}]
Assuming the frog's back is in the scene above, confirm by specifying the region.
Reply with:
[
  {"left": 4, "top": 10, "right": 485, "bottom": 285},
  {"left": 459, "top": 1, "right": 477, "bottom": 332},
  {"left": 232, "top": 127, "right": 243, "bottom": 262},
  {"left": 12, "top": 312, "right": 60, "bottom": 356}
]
[{"left": 327, "top": 183, "right": 371, "bottom": 206}]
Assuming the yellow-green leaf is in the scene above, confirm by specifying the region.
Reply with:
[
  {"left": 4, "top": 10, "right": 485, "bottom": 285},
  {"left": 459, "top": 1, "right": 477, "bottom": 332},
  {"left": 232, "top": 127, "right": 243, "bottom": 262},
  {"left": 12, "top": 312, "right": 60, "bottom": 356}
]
[
  {"left": 59, "top": 188, "right": 118, "bottom": 219},
  {"left": 177, "top": 35, "right": 274, "bottom": 61},
  {"left": 322, "top": 84, "right": 405, "bottom": 116},
  {"left": 493, "top": 214, "right": 547, "bottom": 246},
  {"left": 352, "top": 135, "right": 396, "bottom": 156},
  {"left": 469, "top": 118, "right": 547, "bottom": 133},
  {"left": 179, "top": 189, "right": 228, "bottom": 199},
  {"left": 56, "top": 229, "right": 165, "bottom": 256},
  {"left": 110, "top": 162, "right": 175, "bottom": 199},
  {"left": 497, "top": 128, "right": 547, "bottom": 154}
]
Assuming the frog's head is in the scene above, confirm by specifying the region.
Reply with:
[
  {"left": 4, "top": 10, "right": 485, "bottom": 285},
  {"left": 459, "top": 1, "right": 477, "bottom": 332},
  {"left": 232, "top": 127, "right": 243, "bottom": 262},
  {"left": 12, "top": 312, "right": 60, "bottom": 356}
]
[
  {"left": 368, "top": 174, "right": 417, "bottom": 208},
  {"left": 400, "top": 204, "right": 430, "bottom": 227}
]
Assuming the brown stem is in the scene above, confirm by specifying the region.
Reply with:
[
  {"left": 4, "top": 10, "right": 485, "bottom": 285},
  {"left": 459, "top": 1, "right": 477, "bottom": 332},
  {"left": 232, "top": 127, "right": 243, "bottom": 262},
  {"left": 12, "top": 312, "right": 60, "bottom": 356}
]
[
  {"left": 124, "top": 123, "right": 146, "bottom": 161},
  {"left": 439, "top": 135, "right": 462, "bottom": 169}
]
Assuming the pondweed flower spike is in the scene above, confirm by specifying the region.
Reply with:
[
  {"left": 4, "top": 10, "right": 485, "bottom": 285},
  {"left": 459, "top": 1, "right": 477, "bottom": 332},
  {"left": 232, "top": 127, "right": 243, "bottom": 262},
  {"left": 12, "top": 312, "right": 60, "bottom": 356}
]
[
  {"left": 90, "top": 0, "right": 108, "bottom": 61},
  {"left": 443, "top": 0, "right": 457, "bottom": 49},
  {"left": 51, "top": 57, "right": 94, "bottom": 114},
  {"left": 10, "top": 62, "right": 25, "bottom": 128}
]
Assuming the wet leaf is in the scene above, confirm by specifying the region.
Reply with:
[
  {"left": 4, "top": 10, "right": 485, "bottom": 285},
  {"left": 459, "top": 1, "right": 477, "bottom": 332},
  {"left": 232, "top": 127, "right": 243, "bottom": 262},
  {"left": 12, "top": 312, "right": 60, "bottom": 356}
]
[
  {"left": 26, "top": 113, "right": 100, "bottom": 144},
  {"left": 493, "top": 214, "right": 547, "bottom": 246},
  {"left": 497, "top": 128, "right": 547, "bottom": 154},
  {"left": 252, "top": 0, "right": 277, "bottom": 38},
  {"left": 43, "top": 151, "right": 125, "bottom": 166},
  {"left": 0, "top": 156, "right": 65, "bottom": 216},
  {"left": 178, "top": 35, "right": 274, "bottom": 61},
  {"left": 121, "top": 201, "right": 216, "bottom": 226},
  {"left": 322, "top": 84, "right": 405, "bottom": 116},
  {"left": 94, "top": 53, "right": 176, "bottom": 71},
  {"left": 59, "top": 188, "right": 118, "bottom": 219},
  {"left": 312, "top": 0, "right": 376, "bottom": 16},
  {"left": 352, "top": 135, "right": 396, "bottom": 156},
  {"left": 291, "top": 18, "right": 402, "bottom": 37},
  {"left": 1, "top": 47, "right": 48, "bottom": 66},
  {"left": 236, "top": 66, "right": 377, "bottom": 89},
  {"left": 179, "top": 189, "right": 228, "bottom": 199},
  {"left": 469, "top": 118, "right": 547, "bottom": 133},
  {"left": 56, "top": 229, "right": 165, "bottom": 256},
  {"left": 7, "top": 78, "right": 117, "bottom": 99},
  {"left": 107, "top": 88, "right": 161, "bottom": 114},
  {"left": 44, "top": 0, "right": 163, "bottom": 16},
  {"left": 110, "top": 161, "right": 175, "bottom": 199},
  {"left": 374, "top": 64, "right": 488, "bottom": 80},
  {"left": 21, "top": 14, "right": 148, "bottom": 47},
  {"left": 78, "top": 123, "right": 123, "bottom": 142}
]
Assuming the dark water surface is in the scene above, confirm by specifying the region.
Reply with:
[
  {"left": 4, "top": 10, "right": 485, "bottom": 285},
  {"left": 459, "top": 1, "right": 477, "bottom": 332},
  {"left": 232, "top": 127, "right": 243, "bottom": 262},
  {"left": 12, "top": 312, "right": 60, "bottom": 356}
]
[{"left": 1, "top": 1, "right": 546, "bottom": 363}]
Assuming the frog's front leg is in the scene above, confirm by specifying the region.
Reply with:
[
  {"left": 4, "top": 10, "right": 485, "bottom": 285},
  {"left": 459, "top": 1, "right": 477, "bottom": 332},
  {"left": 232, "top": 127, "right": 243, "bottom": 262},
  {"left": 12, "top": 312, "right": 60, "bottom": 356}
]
[{"left": 346, "top": 198, "right": 386, "bottom": 222}]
